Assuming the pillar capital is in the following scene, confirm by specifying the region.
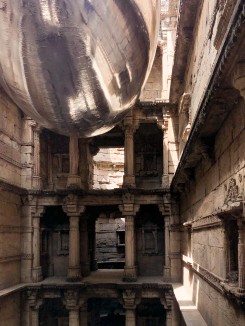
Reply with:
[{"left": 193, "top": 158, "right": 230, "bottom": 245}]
[
  {"left": 31, "top": 205, "right": 45, "bottom": 219},
  {"left": 26, "top": 289, "right": 43, "bottom": 310},
  {"left": 121, "top": 289, "right": 140, "bottom": 310},
  {"left": 64, "top": 289, "right": 80, "bottom": 310},
  {"left": 62, "top": 194, "right": 85, "bottom": 216},
  {"left": 158, "top": 203, "right": 171, "bottom": 216},
  {"left": 119, "top": 194, "right": 140, "bottom": 216}
]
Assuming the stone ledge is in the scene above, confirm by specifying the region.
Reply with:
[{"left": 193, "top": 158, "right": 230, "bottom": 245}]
[
  {"left": 173, "top": 283, "right": 208, "bottom": 326},
  {"left": 0, "top": 283, "right": 26, "bottom": 298}
]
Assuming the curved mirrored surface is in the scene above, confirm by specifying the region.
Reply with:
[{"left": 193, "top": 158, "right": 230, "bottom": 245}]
[{"left": 0, "top": 0, "right": 160, "bottom": 137}]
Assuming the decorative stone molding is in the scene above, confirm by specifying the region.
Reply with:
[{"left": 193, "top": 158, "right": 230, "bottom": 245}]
[
  {"left": 191, "top": 215, "right": 223, "bottom": 230},
  {"left": 214, "top": 0, "right": 237, "bottom": 50},
  {"left": 179, "top": 93, "right": 191, "bottom": 114},
  {"left": 232, "top": 61, "right": 245, "bottom": 99},
  {"left": 0, "top": 255, "right": 21, "bottom": 263},
  {"left": 224, "top": 177, "right": 243, "bottom": 206},
  {"left": 0, "top": 225, "right": 21, "bottom": 233},
  {"left": 158, "top": 203, "right": 171, "bottom": 215}
]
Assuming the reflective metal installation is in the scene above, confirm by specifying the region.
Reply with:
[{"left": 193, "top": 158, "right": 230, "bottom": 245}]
[{"left": 0, "top": 0, "right": 160, "bottom": 137}]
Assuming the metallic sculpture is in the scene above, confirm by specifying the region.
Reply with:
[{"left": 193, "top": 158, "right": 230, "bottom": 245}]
[{"left": 0, "top": 0, "right": 160, "bottom": 137}]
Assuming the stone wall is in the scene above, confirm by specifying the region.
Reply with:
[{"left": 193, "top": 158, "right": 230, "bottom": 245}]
[
  {"left": 180, "top": 98, "right": 245, "bottom": 325},
  {"left": 0, "top": 91, "right": 22, "bottom": 187},
  {"left": 0, "top": 293, "right": 20, "bottom": 326},
  {"left": 96, "top": 216, "right": 125, "bottom": 265},
  {"left": 140, "top": 47, "right": 163, "bottom": 101},
  {"left": 93, "top": 148, "right": 124, "bottom": 190},
  {"left": 0, "top": 189, "right": 21, "bottom": 290},
  {"left": 183, "top": 1, "right": 237, "bottom": 123}
]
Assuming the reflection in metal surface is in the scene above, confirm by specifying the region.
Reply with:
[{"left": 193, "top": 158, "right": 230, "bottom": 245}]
[{"left": 0, "top": 0, "right": 160, "bottom": 137}]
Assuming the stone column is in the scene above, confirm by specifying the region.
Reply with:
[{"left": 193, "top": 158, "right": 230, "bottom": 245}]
[
  {"left": 63, "top": 195, "right": 85, "bottom": 281},
  {"left": 238, "top": 219, "right": 245, "bottom": 291},
  {"left": 80, "top": 217, "right": 90, "bottom": 276},
  {"left": 32, "top": 124, "right": 42, "bottom": 189},
  {"left": 21, "top": 117, "right": 34, "bottom": 189},
  {"left": 120, "top": 195, "right": 139, "bottom": 281},
  {"left": 124, "top": 215, "right": 137, "bottom": 281},
  {"left": 161, "top": 117, "right": 169, "bottom": 188},
  {"left": 166, "top": 309, "right": 172, "bottom": 326},
  {"left": 64, "top": 290, "right": 80, "bottom": 326},
  {"left": 68, "top": 214, "right": 81, "bottom": 281},
  {"left": 31, "top": 206, "right": 45, "bottom": 282},
  {"left": 232, "top": 61, "right": 245, "bottom": 99},
  {"left": 27, "top": 290, "right": 43, "bottom": 326},
  {"left": 67, "top": 133, "right": 81, "bottom": 188},
  {"left": 122, "top": 290, "right": 139, "bottom": 326},
  {"left": 123, "top": 125, "right": 136, "bottom": 187},
  {"left": 80, "top": 301, "right": 88, "bottom": 325},
  {"left": 160, "top": 295, "right": 173, "bottom": 326},
  {"left": 164, "top": 216, "right": 170, "bottom": 270}
]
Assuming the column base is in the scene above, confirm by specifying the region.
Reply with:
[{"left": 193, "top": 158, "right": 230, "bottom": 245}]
[
  {"left": 163, "top": 267, "right": 171, "bottom": 282},
  {"left": 67, "top": 175, "right": 81, "bottom": 189},
  {"left": 67, "top": 267, "right": 82, "bottom": 282},
  {"left": 32, "top": 266, "right": 43, "bottom": 283},
  {"left": 123, "top": 175, "right": 135, "bottom": 188},
  {"left": 162, "top": 175, "right": 169, "bottom": 188},
  {"left": 123, "top": 266, "right": 137, "bottom": 282}
]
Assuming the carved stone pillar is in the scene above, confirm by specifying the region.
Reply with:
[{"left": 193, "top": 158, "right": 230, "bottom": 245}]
[
  {"left": 162, "top": 117, "right": 169, "bottom": 188},
  {"left": 80, "top": 217, "right": 90, "bottom": 276},
  {"left": 164, "top": 216, "right": 171, "bottom": 280},
  {"left": 238, "top": 219, "right": 245, "bottom": 292},
  {"left": 124, "top": 215, "right": 137, "bottom": 281},
  {"left": 64, "top": 290, "right": 80, "bottom": 326},
  {"left": 79, "top": 301, "right": 88, "bottom": 325},
  {"left": 159, "top": 204, "right": 171, "bottom": 281},
  {"left": 160, "top": 294, "right": 173, "bottom": 326},
  {"left": 21, "top": 117, "right": 34, "bottom": 189},
  {"left": 123, "top": 124, "right": 136, "bottom": 187},
  {"left": 67, "top": 134, "right": 81, "bottom": 188},
  {"left": 232, "top": 61, "right": 245, "bottom": 100},
  {"left": 120, "top": 195, "right": 139, "bottom": 282},
  {"left": 90, "top": 218, "right": 98, "bottom": 271},
  {"left": 32, "top": 124, "right": 42, "bottom": 189},
  {"left": 31, "top": 206, "right": 45, "bottom": 282},
  {"left": 122, "top": 290, "right": 139, "bottom": 326},
  {"left": 63, "top": 195, "right": 85, "bottom": 281},
  {"left": 27, "top": 290, "right": 43, "bottom": 326}
]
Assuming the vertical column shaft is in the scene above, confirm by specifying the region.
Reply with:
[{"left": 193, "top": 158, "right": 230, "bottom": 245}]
[
  {"left": 68, "top": 215, "right": 81, "bottom": 280},
  {"left": 165, "top": 216, "right": 170, "bottom": 267},
  {"left": 123, "top": 126, "right": 135, "bottom": 187},
  {"left": 124, "top": 215, "right": 137, "bottom": 281},
  {"left": 162, "top": 124, "right": 169, "bottom": 187},
  {"left": 30, "top": 308, "right": 39, "bottom": 326},
  {"left": 69, "top": 309, "right": 79, "bottom": 326},
  {"left": 32, "top": 126, "right": 42, "bottom": 189},
  {"left": 166, "top": 309, "right": 172, "bottom": 326},
  {"left": 125, "top": 308, "right": 136, "bottom": 326},
  {"left": 32, "top": 216, "right": 42, "bottom": 282}
]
